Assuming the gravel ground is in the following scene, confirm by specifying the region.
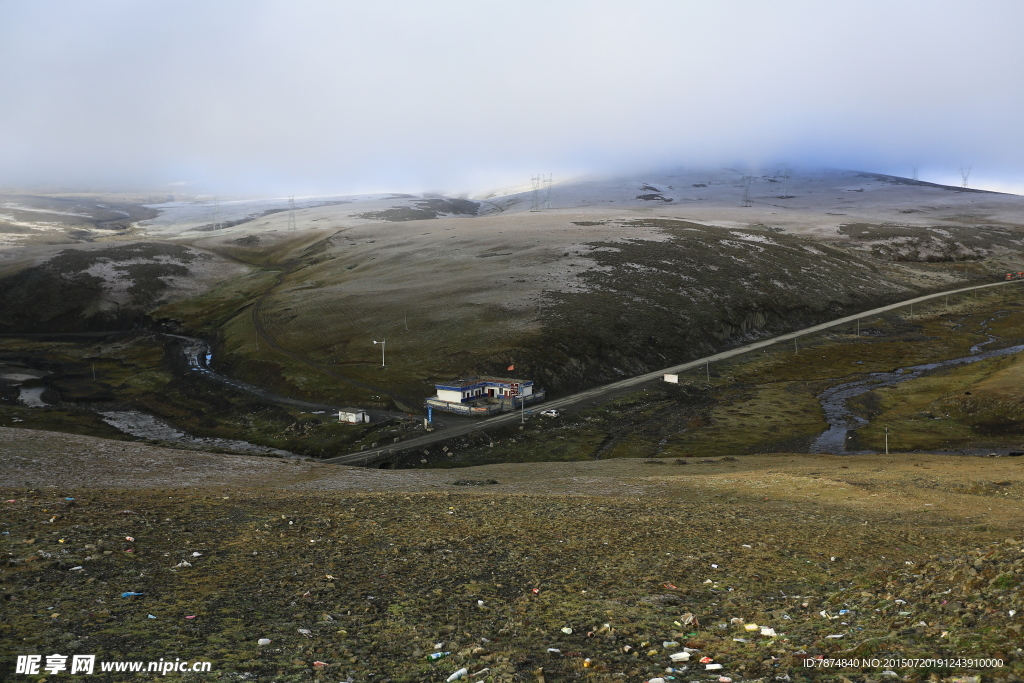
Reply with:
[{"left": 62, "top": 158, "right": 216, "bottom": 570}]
[{"left": 3, "top": 428, "right": 1024, "bottom": 682}]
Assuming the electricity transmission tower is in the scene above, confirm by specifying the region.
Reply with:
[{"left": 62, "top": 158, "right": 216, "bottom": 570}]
[
  {"left": 287, "top": 196, "right": 296, "bottom": 230},
  {"left": 911, "top": 165, "right": 919, "bottom": 181},
  {"left": 959, "top": 167, "right": 971, "bottom": 189},
  {"left": 544, "top": 173, "right": 552, "bottom": 209},
  {"left": 741, "top": 174, "right": 753, "bottom": 207},
  {"left": 778, "top": 164, "right": 791, "bottom": 198},
  {"left": 530, "top": 175, "right": 542, "bottom": 212}
]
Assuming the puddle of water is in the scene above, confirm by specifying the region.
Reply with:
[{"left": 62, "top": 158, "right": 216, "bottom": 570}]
[
  {"left": 811, "top": 342, "right": 1024, "bottom": 454},
  {"left": 99, "top": 411, "right": 303, "bottom": 458},
  {"left": 18, "top": 387, "right": 47, "bottom": 408}
]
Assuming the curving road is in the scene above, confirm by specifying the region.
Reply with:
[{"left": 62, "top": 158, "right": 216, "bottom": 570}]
[{"left": 321, "top": 278, "right": 1024, "bottom": 466}]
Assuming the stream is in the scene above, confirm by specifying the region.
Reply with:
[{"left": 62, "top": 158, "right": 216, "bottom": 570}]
[{"left": 810, "top": 340, "right": 1024, "bottom": 454}]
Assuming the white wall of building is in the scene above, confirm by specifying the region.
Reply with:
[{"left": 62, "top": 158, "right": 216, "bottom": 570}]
[{"left": 437, "top": 388, "right": 465, "bottom": 403}]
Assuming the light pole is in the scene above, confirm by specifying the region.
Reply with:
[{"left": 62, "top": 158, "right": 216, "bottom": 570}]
[{"left": 373, "top": 339, "right": 385, "bottom": 367}]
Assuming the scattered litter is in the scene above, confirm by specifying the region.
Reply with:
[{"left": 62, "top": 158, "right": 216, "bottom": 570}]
[
  {"left": 532, "top": 588, "right": 540, "bottom": 594},
  {"left": 706, "top": 663, "right": 724, "bottom": 670},
  {"left": 825, "top": 634, "right": 844, "bottom": 639},
  {"left": 560, "top": 627, "right": 572, "bottom": 634},
  {"left": 699, "top": 656, "right": 713, "bottom": 664},
  {"left": 669, "top": 652, "right": 690, "bottom": 662},
  {"left": 471, "top": 668, "right": 489, "bottom": 678},
  {"left": 546, "top": 648, "right": 561, "bottom": 655},
  {"left": 121, "top": 592, "right": 144, "bottom": 598},
  {"left": 69, "top": 566, "right": 83, "bottom": 572},
  {"left": 427, "top": 652, "right": 451, "bottom": 661},
  {"left": 297, "top": 628, "right": 312, "bottom": 638},
  {"left": 662, "top": 641, "right": 679, "bottom": 649},
  {"left": 185, "top": 616, "right": 196, "bottom": 619},
  {"left": 760, "top": 627, "right": 776, "bottom": 637},
  {"left": 125, "top": 536, "right": 134, "bottom": 542},
  {"left": 192, "top": 552, "right": 202, "bottom": 557},
  {"left": 732, "top": 638, "right": 748, "bottom": 643},
  {"left": 718, "top": 677, "right": 733, "bottom": 683},
  {"left": 434, "top": 642, "right": 444, "bottom": 650},
  {"left": 257, "top": 639, "right": 271, "bottom": 646},
  {"left": 172, "top": 561, "right": 192, "bottom": 569},
  {"left": 313, "top": 661, "right": 327, "bottom": 668},
  {"left": 446, "top": 668, "right": 468, "bottom": 682},
  {"left": 147, "top": 614, "right": 157, "bottom": 619},
  {"left": 743, "top": 623, "right": 758, "bottom": 631}
]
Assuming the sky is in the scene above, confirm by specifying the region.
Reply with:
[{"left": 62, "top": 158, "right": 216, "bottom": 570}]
[{"left": 1, "top": 0, "right": 1023, "bottom": 196}]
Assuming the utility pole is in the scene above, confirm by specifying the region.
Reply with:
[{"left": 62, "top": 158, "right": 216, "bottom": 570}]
[
  {"left": 287, "top": 196, "right": 297, "bottom": 231},
  {"left": 960, "top": 166, "right": 971, "bottom": 189},
  {"left": 373, "top": 339, "right": 386, "bottom": 367},
  {"left": 885, "top": 427, "right": 889, "bottom": 455},
  {"left": 544, "top": 173, "right": 552, "bottom": 210},
  {"left": 911, "top": 165, "right": 919, "bottom": 181}
]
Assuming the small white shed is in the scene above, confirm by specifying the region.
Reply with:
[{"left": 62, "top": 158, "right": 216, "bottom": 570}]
[{"left": 338, "top": 409, "right": 370, "bottom": 424}]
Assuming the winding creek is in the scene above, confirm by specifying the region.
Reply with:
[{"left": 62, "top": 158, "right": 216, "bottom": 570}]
[{"left": 810, "top": 338, "right": 1024, "bottom": 454}]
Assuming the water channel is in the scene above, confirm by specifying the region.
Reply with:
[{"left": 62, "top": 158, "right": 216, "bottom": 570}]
[{"left": 810, "top": 339, "right": 1024, "bottom": 455}]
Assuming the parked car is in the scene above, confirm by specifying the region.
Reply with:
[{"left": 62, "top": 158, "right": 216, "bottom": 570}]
[{"left": 540, "top": 409, "right": 560, "bottom": 418}]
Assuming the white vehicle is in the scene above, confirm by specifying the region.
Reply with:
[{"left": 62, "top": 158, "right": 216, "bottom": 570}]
[{"left": 540, "top": 409, "right": 560, "bottom": 418}]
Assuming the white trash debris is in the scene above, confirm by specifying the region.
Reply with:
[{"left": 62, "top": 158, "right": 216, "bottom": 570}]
[
  {"left": 297, "top": 628, "right": 312, "bottom": 638},
  {"left": 825, "top": 634, "right": 844, "bottom": 639},
  {"left": 546, "top": 648, "right": 561, "bottom": 655},
  {"left": 446, "top": 667, "right": 468, "bottom": 682},
  {"left": 706, "top": 663, "right": 724, "bottom": 670},
  {"left": 669, "top": 651, "right": 690, "bottom": 662},
  {"left": 69, "top": 566, "right": 83, "bottom": 571},
  {"left": 560, "top": 627, "right": 572, "bottom": 634},
  {"left": 173, "top": 561, "right": 192, "bottom": 569},
  {"left": 192, "top": 552, "right": 202, "bottom": 557},
  {"left": 662, "top": 641, "right": 679, "bottom": 649},
  {"left": 257, "top": 638, "right": 271, "bottom": 646},
  {"left": 744, "top": 623, "right": 759, "bottom": 631},
  {"left": 648, "top": 678, "right": 666, "bottom": 683},
  {"left": 760, "top": 627, "right": 777, "bottom": 637}
]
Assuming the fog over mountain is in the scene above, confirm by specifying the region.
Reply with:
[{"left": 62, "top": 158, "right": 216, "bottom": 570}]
[{"left": 1, "top": 0, "right": 1022, "bottom": 195}]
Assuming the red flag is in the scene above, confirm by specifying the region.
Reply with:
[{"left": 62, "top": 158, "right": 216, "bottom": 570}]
[{"left": 507, "top": 364, "right": 515, "bottom": 371}]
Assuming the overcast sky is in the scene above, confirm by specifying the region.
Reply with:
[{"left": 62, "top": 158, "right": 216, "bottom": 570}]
[{"left": 1, "top": 0, "right": 1022, "bottom": 195}]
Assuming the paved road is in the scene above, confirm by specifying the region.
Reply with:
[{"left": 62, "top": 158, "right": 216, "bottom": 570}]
[{"left": 322, "top": 278, "right": 1023, "bottom": 466}]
